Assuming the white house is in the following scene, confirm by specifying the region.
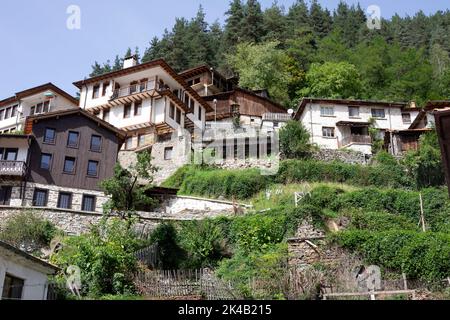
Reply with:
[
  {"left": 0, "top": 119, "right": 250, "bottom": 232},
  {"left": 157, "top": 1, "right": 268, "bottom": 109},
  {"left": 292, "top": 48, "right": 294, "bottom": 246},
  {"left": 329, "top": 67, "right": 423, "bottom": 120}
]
[
  {"left": 294, "top": 98, "right": 421, "bottom": 155},
  {"left": 74, "top": 56, "right": 212, "bottom": 151},
  {"left": 0, "top": 241, "right": 59, "bottom": 300},
  {"left": 0, "top": 83, "right": 78, "bottom": 134}
]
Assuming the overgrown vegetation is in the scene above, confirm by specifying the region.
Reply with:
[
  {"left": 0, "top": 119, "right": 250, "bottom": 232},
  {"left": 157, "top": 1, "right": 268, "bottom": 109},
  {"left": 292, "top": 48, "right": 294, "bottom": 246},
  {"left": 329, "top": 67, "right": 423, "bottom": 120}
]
[
  {"left": 91, "top": 1, "right": 450, "bottom": 107},
  {"left": 51, "top": 218, "right": 143, "bottom": 298},
  {"left": 279, "top": 120, "right": 315, "bottom": 159},
  {"left": 0, "top": 211, "right": 58, "bottom": 249}
]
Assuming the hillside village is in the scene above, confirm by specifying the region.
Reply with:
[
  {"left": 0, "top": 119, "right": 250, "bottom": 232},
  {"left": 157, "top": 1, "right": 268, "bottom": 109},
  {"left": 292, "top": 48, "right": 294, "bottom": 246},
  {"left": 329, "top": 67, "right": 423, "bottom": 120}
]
[{"left": 1, "top": 0, "right": 450, "bottom": 301}]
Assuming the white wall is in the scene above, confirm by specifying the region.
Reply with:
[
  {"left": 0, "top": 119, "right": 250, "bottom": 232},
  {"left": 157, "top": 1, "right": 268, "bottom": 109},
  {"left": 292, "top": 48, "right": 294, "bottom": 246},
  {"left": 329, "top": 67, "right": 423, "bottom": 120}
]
[
  {"left": 105, "top": 98, "right": 152, "bottom": 129},
  {"left": 0, "top": 251, "right": 53, "bottom": 300},
  {"left": 0, "top": 138, "right": 29, "bottom": 162},
  {"left": 299, "top": 103, "right": 412, "bottom": 152}
]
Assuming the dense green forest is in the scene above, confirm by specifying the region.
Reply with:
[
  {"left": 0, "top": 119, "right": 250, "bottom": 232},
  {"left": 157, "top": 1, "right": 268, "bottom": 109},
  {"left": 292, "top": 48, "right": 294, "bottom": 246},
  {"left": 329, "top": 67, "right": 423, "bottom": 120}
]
[{"left": 90, "top": 0, "right": 450, "bottom": 108}]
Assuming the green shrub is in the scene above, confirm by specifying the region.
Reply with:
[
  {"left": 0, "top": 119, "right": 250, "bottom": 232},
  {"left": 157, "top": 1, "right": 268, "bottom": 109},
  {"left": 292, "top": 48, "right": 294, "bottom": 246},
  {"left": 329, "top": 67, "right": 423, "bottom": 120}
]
[
  {"left": 335, "top": 230, "right": 450, "bottom": 282},
  {"left": 345, "top": 209, "right": 418, "bottom": 232},
  {"left": 149, "top": 223, "right": 185, "bottom": 269},
  {"left": 178, "top": 219, "right": 227, "bottom": 268},
  {"left": 0, "top": 211, "right": 58, "bottom": 247},
  {"left": 229, "top": 213, "right": 287, "bottom": 253},
  {"left": 51, "top": 218, "right": 141, "bottom": 297}
]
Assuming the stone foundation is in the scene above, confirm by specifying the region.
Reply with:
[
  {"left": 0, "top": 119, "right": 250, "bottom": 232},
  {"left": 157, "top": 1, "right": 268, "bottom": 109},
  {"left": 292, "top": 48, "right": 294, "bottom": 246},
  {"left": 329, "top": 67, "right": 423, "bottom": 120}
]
[{"left": 312, "top": 149, "right": 371, "bottom": 165}]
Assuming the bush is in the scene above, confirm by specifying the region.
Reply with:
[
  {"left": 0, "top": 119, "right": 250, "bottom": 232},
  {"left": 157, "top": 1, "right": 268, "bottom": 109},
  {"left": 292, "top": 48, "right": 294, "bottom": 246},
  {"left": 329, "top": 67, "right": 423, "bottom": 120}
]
[
  {"left": 335, "top": 230, "right": 450, "bottom": 282},
  {"left": 149, "top": 223, "right": 185, "bottom": 269},
  {"left": 178, "top": 219, "right": 228, "bottom": 268},
  {"left": 51, "top": 218, "right": 142, "bottom": 297},
  {"left": 0, "top": 211, "right": 58, "bottom": 248},
  {"left": 344, "top": 209, "right": 418, "bottom": 232},
  {"left": 279, "top": 121, "right": 314, "bottom": 159}
]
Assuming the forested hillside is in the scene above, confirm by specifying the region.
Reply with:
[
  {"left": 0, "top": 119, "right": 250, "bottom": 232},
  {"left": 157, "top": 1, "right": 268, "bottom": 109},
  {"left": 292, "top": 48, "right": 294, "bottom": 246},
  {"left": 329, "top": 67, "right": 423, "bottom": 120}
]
[{"left": 90, "top": 0, "right": 450, "bottom": 108}]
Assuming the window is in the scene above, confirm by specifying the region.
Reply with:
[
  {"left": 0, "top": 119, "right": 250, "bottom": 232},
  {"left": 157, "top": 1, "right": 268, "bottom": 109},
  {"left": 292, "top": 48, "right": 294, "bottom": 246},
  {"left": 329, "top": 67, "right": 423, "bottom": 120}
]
[
  {"left": 33, "top": 189, "right": 48, "bottom": 207},
  {"left": 102, "top": 82, "right": 110, "bottom": 97},
  {"left": 5, "top": 107, "right": 11, "bottom": 119},
  {"left": 11, "top": 105, "right": 18, "bottom": 117},
  {"left": 322, "top": 127, "right": 335, "bottom": 138},
  {"left": 42, "top": 101, "right": 50, "bottom": 113},
  {"left": 103, "top": 109, "right": 110, "bottom": 122},
  {"left": 63, "top": 157, "right": 76, "bottom": 174},
  {"left": 371, "top": 108, "right": 386, "bottom": 118},
  {"left": 29, "top": 107, "right": 35, "bottom": 116},
  {"left": 124, "top": 104, "right": 132, "bottom": 118},
  {"left": 0, "top": 187, "right": 12, "bottom": 206},
  {"left": 164, "top": 147, "right": 173, "bottom": 160},
  {"left": 190, "top": 98, "right": 195, "bottom": 111},
  {"left": 321, "top": 106, "right": 334, "bottom": 117},
  {"left": 3, "top": 148, "right": 17, "bottom": 161},
  {"left": 2, "top": 274, "right": 24, "bottom": 300},
  {"left": 36, "top": 103, "right": 43, "bottom": 114},
  {"left": 57, "top": 192, "right": 72, "bottom": 210},
  {"left": 82, "top": 195, "right": 96, "bottom": 212},
  {"left": 176, "top": 109, "right": 181, "bottom": 125},
  {"left": 402, "top": 113, "right": 412, "bottom": 124},
  {"left": 44, "top": 128, "right": 56, "bottom": 144},
  {"left": 92, "top": 85, "right": 100, "bottom": 99},
  {"left": 349, "top": 106, "right": 360, "bottom": 118},
  {"left": 67, "top": 131, "right": 80, "bottom": 148},
  {"left": 87, "top": 160, "right": 99, "bottom": 177},
  {"left": 0, "top": 110, "right": 4, "bottom": 120},
  {"left": 138, "top": 134, "right": 145, "bottom": 147},
  {"left": 125, "top": 137, "right": 133, "bottom": 150},
  {"left": 134, "top": 101, "right": 142, "bottom": 116},
  {"left": 169, "top": 103, "right": 175, "bottom": 119},
  {"left": 198, "top": 106, "right": 202, "bottom": 121},
  {"left": 40, "top": 153, "right": 52, "bottom": 170},
  {"left": 90, "top": 135, "right": 102, "bottom": 152},
  {"left": 273, "top": 122, "right": 279, "bottom": 128}
]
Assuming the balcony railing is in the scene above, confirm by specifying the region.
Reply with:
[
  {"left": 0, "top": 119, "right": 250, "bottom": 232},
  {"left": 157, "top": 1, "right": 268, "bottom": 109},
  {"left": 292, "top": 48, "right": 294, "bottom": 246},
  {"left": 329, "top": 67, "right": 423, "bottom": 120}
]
[
  {"left": 262, "top": 113, "right": 292, "bottom": 122},
  {"left": 0, "top": 161, "right": 26, "bottom": 176},
  {"left": 111, "top": 79, "right": 158, "bottom": 100},
  {"left": 340, "top": 135, "right": 372, "bottom": 147}
]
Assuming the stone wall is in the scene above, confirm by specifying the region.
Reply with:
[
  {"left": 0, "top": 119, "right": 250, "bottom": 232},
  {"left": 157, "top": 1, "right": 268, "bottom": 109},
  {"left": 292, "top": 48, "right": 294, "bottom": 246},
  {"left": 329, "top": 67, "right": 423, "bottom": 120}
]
[
  {"left": 312, "top": 149, "right": 371, "bottom": 165},
  {"left": 287, "top": 219, "right": 341, "bottom": 269}
]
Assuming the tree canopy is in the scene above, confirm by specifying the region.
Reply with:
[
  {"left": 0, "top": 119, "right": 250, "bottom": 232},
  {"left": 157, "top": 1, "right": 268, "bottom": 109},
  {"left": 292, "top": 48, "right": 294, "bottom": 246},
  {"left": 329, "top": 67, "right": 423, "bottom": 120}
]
[{"left": 89, "top": 1, "right": 450, "bottom": 107}]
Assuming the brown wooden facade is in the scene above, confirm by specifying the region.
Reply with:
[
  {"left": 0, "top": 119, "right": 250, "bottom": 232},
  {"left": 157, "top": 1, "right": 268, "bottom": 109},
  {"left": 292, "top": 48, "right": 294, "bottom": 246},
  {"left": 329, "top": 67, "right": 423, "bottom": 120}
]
[
  {"left": 203, "top": 88, "right": 287, "bottom": 121},
  {"left": 25, "top": 109, "right": 126, "bottom": 191}
]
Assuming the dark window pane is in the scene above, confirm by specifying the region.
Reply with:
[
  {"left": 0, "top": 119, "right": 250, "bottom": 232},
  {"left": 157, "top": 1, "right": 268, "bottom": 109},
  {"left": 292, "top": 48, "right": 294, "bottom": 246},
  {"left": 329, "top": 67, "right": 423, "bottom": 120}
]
[
  {"left": 33, "top": 189, "right": 48, "bottom": 207},
  {"left": 40, "top": 153, "right": 52, "bottom": 170},
  {"left": 2, "top": 274, "right": 24, "bottom": 300},
  {"left": 44, "top": 128, "right": 56, "bottom": 144},
  {"left": 43, "top": 101, "right": 50, "bottom": 113},
  {"left": 134, "top": 101, "right": 142, "bottom": 116},
  {"left": 57, "top": 193, "right": 72, "bottom": 209},
  {"left": 82, "top": 195, "right": 96, "bottom": 212},
  {"left": 63, "top": 157, "right": 76, "bottom": 174},
  {"left": 67, "top": 131, "right": 79, "bottom": 148},
  {"left": 0, "top": 187, "right": 12, "bottom": 205},
  {"left": 90, "top": 135, "right": 102, "bottom": 152},
  {"left": 36, "top": 103, "right": 43, "bottom": 114},
  {"left": 87, "top": 161, "right": 99, "bottom": 177},
  {"left": 124, "top": 104, "right": 131, "bottom": 118}
]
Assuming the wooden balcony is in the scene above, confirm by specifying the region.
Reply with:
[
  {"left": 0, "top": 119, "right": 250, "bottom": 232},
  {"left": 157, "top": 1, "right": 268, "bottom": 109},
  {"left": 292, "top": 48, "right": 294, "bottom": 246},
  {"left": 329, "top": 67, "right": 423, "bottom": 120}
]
[
  {"left": 340, "top": 135, "right": 372, "bottom": 147},
  {"left": 0, "top": 161, "right": 27, "bottom": 176},
  {"left": 107, "top": 79, "right": 164, "bottom": 108},
  {"left": 262, "top": 113, "right": 292, "bottom": 122}
]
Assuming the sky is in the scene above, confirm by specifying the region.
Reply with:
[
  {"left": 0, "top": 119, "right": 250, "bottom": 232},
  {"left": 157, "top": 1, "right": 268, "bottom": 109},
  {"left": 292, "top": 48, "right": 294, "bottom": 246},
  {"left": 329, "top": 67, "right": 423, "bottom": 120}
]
[{"left": 0, "top": 0, "right": 448, "bottom": 99}]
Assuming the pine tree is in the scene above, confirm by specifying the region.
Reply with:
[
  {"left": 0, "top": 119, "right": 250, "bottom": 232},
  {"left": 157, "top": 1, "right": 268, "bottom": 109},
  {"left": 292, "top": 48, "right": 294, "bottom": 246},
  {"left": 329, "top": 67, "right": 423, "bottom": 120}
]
[
  {"left": 309, "top": 0, "right": 332, "bottom": 38},
  {"left": 286, "top": 0, "right": 310, "bottom": 30},
  {"left": 262, "top": 2, "right": 287, "bottom": 42},
  {"left": 223, "top": 0, "right": 245, "bottom": 49},
  {"left": 240, "top": 0, "right": 266, "bottom": 43}
]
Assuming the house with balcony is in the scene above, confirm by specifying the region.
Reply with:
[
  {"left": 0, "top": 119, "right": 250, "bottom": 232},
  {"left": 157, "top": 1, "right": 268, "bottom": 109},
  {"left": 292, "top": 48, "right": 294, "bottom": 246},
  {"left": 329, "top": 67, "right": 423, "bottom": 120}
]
[
  {"left": 386, "top": 101, "right": 449, "bottom": 155},
  {"left": 73, "top": 57, "right": 214, "bottom": 184},
  {"left": 0, "top": 109, "right": 126, "bottom": 213},
  {"left": 0, "top": 83, "right": 78, "bottom": 134},
  {"left": 294, "top": 98, "right": 421, "bottom": 155}
]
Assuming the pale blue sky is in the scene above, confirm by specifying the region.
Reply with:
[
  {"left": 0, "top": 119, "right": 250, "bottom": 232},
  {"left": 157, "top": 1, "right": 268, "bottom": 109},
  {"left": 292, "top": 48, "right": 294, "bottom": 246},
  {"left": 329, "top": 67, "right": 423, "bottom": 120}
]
[{"left": 0, "top": 0, "right": 448, "bottom": 98}]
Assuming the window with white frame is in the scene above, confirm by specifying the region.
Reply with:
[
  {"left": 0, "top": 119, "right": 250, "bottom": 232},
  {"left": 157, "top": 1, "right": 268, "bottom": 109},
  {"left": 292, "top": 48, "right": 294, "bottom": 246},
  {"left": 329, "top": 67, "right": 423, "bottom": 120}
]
[
  {"left": 322, "top": 127, "right": 335, "bottom": 138},
  {"left": 320, "top": 106, "right": 334, "bottom": 117},
  {"left": 371, "top": 108, "right": 386, "bottom": 119},
  {"left": 402, "top": 113, "right": 411, "bottom": 124},
  {"left": 349, "top": 106, "right": 360, "bottom": 118}
]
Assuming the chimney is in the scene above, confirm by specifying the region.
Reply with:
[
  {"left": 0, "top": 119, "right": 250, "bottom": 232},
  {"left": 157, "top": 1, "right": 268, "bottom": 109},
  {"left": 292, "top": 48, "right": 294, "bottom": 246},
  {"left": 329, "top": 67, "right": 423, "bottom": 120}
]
[
  {"left": 123, "top": 55, "right": 138, "bottom": 69},
  {"left": 410, "top": 101, "right": 417, "bottom": 109}
]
